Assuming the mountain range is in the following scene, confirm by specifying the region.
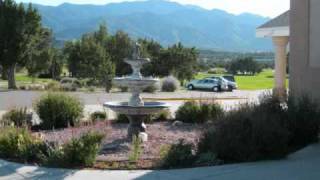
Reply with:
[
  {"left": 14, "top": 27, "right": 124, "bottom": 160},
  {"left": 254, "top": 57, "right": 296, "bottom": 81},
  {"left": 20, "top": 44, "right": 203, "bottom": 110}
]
[{"left": 31, "top": 0, "right": 272, "bottom": 51}]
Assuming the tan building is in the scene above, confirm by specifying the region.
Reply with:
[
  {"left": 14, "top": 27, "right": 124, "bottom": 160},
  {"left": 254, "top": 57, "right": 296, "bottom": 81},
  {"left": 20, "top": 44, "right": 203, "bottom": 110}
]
[{"left": 257, "top": 0, "right": 320, "bottom": 101}]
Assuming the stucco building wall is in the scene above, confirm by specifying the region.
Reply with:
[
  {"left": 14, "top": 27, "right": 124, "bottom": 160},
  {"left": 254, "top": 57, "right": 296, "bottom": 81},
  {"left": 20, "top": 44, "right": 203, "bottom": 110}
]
[{"left": 290, "top": 0, "right": 320, "bottom": 101}]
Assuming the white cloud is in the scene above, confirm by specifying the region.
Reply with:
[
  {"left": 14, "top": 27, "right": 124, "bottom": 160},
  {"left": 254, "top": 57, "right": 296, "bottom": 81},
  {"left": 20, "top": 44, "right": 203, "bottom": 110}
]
[{"left": 16, "top": 0, "right": 290, "bottom": 17}]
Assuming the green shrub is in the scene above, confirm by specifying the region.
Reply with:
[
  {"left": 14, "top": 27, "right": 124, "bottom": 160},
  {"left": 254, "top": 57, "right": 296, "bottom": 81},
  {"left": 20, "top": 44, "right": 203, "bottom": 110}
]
[
  {"left": 161, "top": 76, "right": 180, "bottom": 92},
  {"left": 176, "top": 101, "right": 200, "bottom": 123},
  {"left": 35, "top": 93, "right": 83, "bottom": 130},
  {"left": 175, "top": 101, "right": 223, "bottom": 123},
  {"left": 143, "top": 83, "right": 160, "bottom": 93},
  {"left": 129, "top": 135, "right": 143, "bottom": 163},
  {"left": 198, "top": 103, "right": 224, "bottom": 123},
  {"left": 208, "top": 68, "right": 227, "bottom": 74},
  {"left": 0, "top": 128, "right": 47, "bottom": 162},
  {"left": 198, "top": 98, "right": 290, "bottom": 162},
  {"left": 119, "top": 86, "right": 128, "bottom": 92},
  {"left": 287, "top": 96, "right": 320, "bottom": 146},
  {"left": 90, "top": 111, "right": 107, "bottom": 122},
  {"left": 46, "top": 81, "right": 61, "bottom": 91},
  {"left": 1, "top": 107, "right": 31, "bottom": 127},
  {"left": 116, "top": 110, "right": 172, "bottom": 124},
  {"left": 62, "top": 132, "right": 104, "bottom": 167},
  {"left": 45, "top": 132, "right": 105, "bottom": 167},
  {"left": 160, "top": 139, "right": 195, "bottom": 169},
  {"left": 87, "top": 86, "right": 96, "bottom": 92},
  {"left": 153, "top": 109, "right": 172, "bottom": 122},
  {"left": 0, "top": 128, "right": 104, "bottom": 168}
]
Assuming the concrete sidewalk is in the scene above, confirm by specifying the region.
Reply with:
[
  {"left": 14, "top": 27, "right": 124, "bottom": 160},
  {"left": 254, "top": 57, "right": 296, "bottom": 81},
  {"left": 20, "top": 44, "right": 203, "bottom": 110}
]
[{"left": 1, "top": 143, "right": 320, "bottom": 180}]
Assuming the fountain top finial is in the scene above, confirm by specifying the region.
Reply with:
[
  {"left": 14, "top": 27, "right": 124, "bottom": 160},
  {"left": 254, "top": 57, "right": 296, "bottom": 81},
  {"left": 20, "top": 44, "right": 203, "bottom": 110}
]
[{"left": 133, "top": 42, "right": 141, "bottom": 59}]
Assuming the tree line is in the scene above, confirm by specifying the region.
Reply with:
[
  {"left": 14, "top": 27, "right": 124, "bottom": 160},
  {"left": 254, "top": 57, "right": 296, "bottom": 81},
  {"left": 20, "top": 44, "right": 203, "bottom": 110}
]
[{"left": 0, "top": 0, "right": 198, "bottom": 90}]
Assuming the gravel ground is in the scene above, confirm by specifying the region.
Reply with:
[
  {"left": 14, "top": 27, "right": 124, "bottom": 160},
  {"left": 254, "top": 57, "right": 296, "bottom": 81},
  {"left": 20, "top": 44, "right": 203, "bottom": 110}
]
[{"left": 39, "top": 121, "right": 204, "bottom": 162}]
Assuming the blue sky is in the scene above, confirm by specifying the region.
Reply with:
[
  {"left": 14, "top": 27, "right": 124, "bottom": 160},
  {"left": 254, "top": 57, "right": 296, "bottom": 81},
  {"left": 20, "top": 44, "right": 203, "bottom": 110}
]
[{"left": 16, "top": 0, "right": 290, "bottom": 18}]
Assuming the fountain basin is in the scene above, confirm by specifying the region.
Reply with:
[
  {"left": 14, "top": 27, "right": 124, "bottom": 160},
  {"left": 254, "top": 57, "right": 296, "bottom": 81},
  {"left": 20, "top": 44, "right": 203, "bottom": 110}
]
[
  {"left": 104, "top": 101, "right": 169, "bottom": 115},
  {"left": 113, "top": 77, "right": 159, "bottom": 90}
]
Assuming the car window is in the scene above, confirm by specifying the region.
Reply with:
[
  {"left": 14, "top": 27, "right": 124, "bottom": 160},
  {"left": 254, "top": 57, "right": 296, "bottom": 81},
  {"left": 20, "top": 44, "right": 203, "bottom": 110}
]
[
  {"left": 198, "top": 80, "right": 204, "bottom": 83},
  {"left": 204, "top": 80, "right": 209, "bottom": 83},
  {"left": 208, "top": 80, "right": 214, "bottom": 83},
  {"left": 61, "top": 80, "right": 70, "bottom": 84},
  {"left": 223, "top": 76, "right": 235, "bottom": 82}
]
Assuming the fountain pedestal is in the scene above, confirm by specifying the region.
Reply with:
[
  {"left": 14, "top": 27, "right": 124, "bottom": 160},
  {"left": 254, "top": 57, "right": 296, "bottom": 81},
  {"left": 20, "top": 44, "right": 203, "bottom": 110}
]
[{"left": 127, "top": 115, "right": 147, "bottom": 138}]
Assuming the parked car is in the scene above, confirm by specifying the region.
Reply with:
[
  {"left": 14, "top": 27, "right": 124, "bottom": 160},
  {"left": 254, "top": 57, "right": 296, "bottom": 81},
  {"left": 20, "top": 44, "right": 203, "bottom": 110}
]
[
  {"left": 60, "top": 77, "right": 82, "bottom": 91},
  {"left": 210, "top": 76, "right": 238, "bottom": 91},
  {"left": 186, "top": 78, "right": 228, "bottom": 92}
]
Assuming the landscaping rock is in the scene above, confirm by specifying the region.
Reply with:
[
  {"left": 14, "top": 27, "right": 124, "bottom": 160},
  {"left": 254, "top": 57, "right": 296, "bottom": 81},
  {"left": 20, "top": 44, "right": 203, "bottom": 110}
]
[{"left": 139, "top": 132, "right": 148, "bottom": 142}]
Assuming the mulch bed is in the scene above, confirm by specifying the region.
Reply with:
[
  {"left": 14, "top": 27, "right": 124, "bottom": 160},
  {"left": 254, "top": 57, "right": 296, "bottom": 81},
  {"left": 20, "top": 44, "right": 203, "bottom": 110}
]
[{"left": 38, "top": 121, "right": 205, "bottom": 169}]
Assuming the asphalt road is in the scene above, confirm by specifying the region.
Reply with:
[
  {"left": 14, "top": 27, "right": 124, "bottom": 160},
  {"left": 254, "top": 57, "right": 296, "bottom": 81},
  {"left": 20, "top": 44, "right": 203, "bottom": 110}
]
[{"left": 0, "top": 90, "right": 265, "bottom": 111}]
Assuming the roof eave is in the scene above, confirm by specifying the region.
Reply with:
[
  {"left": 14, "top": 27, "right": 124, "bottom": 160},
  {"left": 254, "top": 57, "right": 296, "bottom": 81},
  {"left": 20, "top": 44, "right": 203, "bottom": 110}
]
[{"left": 256, "top": 26, "right": 290, "bottom": 38}]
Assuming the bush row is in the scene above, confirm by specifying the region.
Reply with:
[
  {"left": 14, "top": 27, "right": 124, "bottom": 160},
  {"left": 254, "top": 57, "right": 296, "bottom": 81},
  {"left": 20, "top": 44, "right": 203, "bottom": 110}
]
[
  {"left": 0, "top": 128, "right": 104, "bottom": 168},
  {"left": 161, "top": 95, "right": 320, "bottom": 168}
]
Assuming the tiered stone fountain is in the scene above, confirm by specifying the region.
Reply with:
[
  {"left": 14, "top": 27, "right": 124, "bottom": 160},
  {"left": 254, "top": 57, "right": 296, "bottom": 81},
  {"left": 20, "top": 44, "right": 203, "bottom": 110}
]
[{"left": 104, "top": 43, "right": 169, "bottom": 139}]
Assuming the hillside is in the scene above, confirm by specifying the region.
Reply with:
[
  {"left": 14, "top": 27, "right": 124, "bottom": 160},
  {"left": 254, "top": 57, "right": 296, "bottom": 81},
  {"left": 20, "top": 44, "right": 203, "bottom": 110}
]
[{"left": 31, "top": 0, "right": 272, "bottom": 51}]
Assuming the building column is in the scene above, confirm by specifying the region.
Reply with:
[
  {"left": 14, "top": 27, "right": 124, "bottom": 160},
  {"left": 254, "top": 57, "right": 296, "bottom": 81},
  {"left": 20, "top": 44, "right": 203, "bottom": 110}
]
[{"left": 272, "top": 36, "right": 289, "bottom": 98}]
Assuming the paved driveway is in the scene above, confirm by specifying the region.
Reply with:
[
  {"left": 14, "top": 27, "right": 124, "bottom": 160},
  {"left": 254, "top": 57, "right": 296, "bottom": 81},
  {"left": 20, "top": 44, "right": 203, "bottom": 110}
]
[
  {"left": 0, "top": 90, "right": 265, "bottom": 110},
  {"left": 0, "top": 90, "right": 266, "bottom": 120}
]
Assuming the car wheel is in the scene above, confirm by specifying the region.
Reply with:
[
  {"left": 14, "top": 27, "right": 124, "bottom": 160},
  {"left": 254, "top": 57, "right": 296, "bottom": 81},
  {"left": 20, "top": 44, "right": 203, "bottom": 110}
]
[
  {"left": 187, "top": 85, "right": 194, "bottom": 90},
  {"left": 228, "top": 85, "right": 233, "bottom": 92},
  {"left": 212, "top": 86, "right": 219, "bottom": 92}
]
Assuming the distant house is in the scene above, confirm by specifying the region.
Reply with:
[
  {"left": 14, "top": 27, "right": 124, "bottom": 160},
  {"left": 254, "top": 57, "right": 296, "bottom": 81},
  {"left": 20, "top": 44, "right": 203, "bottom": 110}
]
[{"left": 257, "top": 0, "right": 320, "bottom": 102}]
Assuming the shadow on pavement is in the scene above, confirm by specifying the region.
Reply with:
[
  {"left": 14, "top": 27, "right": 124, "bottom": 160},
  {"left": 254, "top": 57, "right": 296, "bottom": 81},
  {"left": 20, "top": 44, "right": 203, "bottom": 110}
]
[{"left": 0, "top": 160, "right": 75, "bottom": 179}]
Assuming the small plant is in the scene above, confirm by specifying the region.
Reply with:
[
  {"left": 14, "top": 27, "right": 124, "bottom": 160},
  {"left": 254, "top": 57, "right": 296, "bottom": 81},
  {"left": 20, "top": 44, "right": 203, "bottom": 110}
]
[
  {"left": 129, "top": 135, "right": 143, "bottom": 163},
  {"left": 87, "top": 86, "right": 96, "bottom": 92},
  {"left": 152, "top": 109, "right": 172, "bottom": 122},
  {"left": 119, "top": 86, "right": 128, "bottom": 92},
  {"left": 143, "top": 83, "right": 160, "bottom": 93},
  {"left": 198, "top": 103, "right": 224, "bottom": 123},
  {"left": 175, "top": 101, "right": 223, "bottom": 123},
  {"left": 46, "top": 81, "right": 61, "bottom": 91},
  {"left": 116, "top": 113, "right": 169, "bottom": 124},
  {"left": 175, "top": 101, "right": 200, "bottom": 123},
  {"left": 90, "top": 111, "right": 107, "bottom": 122},
  {"left": 35, "top": 93, "right": 83, "bottom": 130},
  {"left": 0, "top": 128, "right": 47, "bottom": 162},
  {"left": 45, "top": 131, "right": 105, "bottom": 167},
  {"left": 1, "top": 107, "right": 31, "bottom": 127},
  {"left": 161, "top": 76, "right": 180, "bottom": 92},
  {"left": 160, "top": 139, "right": 195, "bottom": 169}
]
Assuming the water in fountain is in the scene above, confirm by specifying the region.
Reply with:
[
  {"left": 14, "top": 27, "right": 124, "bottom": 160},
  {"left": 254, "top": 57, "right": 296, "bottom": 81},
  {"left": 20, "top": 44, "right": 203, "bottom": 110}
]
[{"left": 104, "top": 42, "right": 170, "bottom": 139}]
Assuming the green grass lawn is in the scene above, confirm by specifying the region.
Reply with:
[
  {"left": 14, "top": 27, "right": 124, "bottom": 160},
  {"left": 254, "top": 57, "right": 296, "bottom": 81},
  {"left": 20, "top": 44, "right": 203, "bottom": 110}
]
[
  {"left": 0, "top": 73, "right": 53, "bottom": 89},
  {"left": 195, "top": 69, "right": 289, "bottom": 90},
  {"left": 15, "top": 74, "right": 52, "bottom": 83}
]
